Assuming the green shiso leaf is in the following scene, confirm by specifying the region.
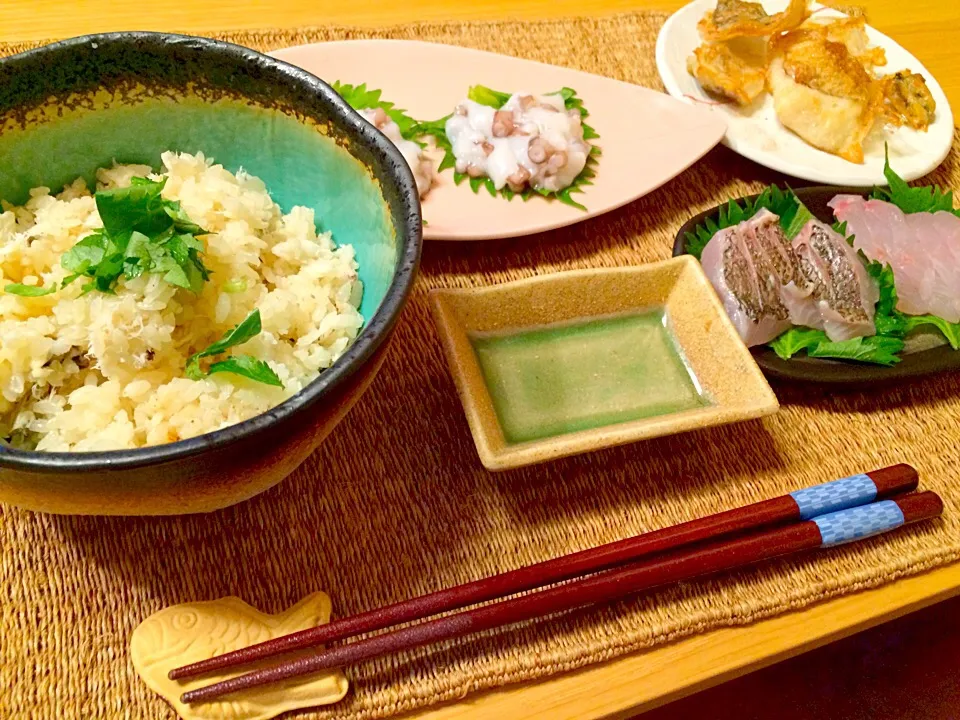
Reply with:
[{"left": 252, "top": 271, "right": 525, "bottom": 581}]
[
  {"left": 768, "top": 327, "right": 826, "bottom": 360},
  {"left": 862, "top": 258, "right": 960, "bottom": 350},
  {"left": 779, "top": 198, "right": 814, "bottom": 241},
  {"left": 332, "top": 81, "right": 422, "bottom": 140},
  {"left": 870, "top": 145, "right": 960, "bottom": 217},
  {"left": 467, "top": 85, "right": 512, "bottom": 108},
  {"left": 185, "top": 310, "right": 282, "bottom": 387},
  {"left": 808, "top": 336, "right": 905, "bottom": 366},
  {"left": 4, "top": 283, "right": 56, "bottom": 297},
  {"left": 770, "top": 328, "right": 905, "bottom": 367},
  {"left": 683, "top": 185, "right": 810, "bottom": 260},
  {"left": 900, "top": 315, "right": 960, "bottom": 350},
  {"left": 415, "top": 86, "right": 599, "bottom": 212}
]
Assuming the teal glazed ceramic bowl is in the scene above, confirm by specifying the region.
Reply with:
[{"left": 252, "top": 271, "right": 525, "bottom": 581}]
[{"left": 0, "top": 33, "right": 422, "bottom": 515}]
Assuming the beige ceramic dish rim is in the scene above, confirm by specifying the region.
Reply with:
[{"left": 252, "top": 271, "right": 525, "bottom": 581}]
[{"left": 431, "top": 257, "right": 780, "bottom": 471}]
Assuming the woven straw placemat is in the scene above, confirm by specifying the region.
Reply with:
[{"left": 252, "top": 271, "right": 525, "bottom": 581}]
[{"left": 2, "top": 11, "right": 960, "bottom": 720}]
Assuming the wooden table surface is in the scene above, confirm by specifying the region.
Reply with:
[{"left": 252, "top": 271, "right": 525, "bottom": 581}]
[{"left": 3, "top": 1, "right": 960, "bottom": 719}]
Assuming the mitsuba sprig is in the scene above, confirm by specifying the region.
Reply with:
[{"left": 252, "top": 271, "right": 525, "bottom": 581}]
[{"left": 6, "top": 177, "right": 210, "bottom": 297}]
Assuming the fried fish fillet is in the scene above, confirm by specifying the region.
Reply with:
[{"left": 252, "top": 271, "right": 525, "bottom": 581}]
[
  {"left": 686, "top": 38, "right": 768, "bottom": 104},
  {"left": 768, "top": 28, "right": 882, "bottom": 163},
  {"left": 698, "top": 0, "right": 809, "bottom": 42}
]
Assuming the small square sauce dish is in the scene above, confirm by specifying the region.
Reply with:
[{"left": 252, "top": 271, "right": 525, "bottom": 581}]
[{"left": 430, "top": 256, "right": 779, "bottom": 471}]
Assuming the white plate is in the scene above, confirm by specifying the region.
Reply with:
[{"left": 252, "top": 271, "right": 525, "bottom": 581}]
[
  {"left": 271, "top": 40, "right": 727, "bottom": 241},
  {"left": 655, "top": 0, "right": 954, "bottom": 185}
]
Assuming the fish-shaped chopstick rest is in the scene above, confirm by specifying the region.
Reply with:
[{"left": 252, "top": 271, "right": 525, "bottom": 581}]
[{"left": 130, "top": 593, "right": 348, "bottom": 720}]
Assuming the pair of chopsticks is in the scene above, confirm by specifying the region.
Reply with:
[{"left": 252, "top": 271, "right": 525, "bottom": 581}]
[{"left": 173, "top": 464, "right": 940, "bottom": 704}]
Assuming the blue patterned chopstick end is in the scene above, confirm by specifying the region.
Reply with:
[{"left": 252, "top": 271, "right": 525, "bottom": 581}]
[
  {"left": 813, "top": 500, "right": 905, "bottom": 548},
  {"left": 789, "top": 473, "right": 877, "bottom": 520}
]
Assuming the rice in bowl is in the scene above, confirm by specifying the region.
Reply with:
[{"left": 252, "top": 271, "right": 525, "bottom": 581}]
[{"left": 0, "top": 152, "right": 364, "bottom": 452}]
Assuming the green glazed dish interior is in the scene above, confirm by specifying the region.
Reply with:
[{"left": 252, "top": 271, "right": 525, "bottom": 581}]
[{"left": 0, "top": 99, "right": 396, "bottom": 319}]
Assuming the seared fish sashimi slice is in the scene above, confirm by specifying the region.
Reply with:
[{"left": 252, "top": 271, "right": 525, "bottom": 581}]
[
  {"left": 791, "top": 219, "right": 879, "bottom": 340},
  {"left": 701, "top": 208, "right": 798, "bottom": 346}
]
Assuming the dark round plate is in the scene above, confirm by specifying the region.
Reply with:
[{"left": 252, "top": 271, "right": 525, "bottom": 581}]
[{"left": 672, "top": 186, "right": 960, "bottom": 388}]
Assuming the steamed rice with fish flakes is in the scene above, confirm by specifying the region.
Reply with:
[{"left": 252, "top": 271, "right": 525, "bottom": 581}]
[{"left": 0, "top": 152, "right": 364, "bottom": 452}]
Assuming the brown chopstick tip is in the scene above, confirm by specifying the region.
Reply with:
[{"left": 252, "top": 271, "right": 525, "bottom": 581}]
[
  {"left": 170, "top": 661, "right": 204, "bottom": 681},
  {"left": 895, "top": 490, "right": 943, "bottom": 522},
  {"left": 867, "top": 464, "right": 919, "bottom": 495}
]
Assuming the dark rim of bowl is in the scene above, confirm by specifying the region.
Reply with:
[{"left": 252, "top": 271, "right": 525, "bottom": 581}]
[{"left": 0, "top": 32, "right": 423, "bottom": 472}]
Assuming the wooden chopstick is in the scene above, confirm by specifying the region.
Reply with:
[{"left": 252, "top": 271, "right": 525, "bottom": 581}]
[
  {"left": 179, "top": 490, "right": 941, "bottom": 705},
  {"left": 170, "top": 464, "right": 916, "bottom": 682}
]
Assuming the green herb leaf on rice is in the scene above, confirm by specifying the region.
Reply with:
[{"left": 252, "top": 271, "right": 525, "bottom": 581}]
[
  {"left": 332, "top": 81, "right": 423, "bottom": 141},
  {"left": 4, "top": 283, "right": 56, "bottom": 297},
  {"left": 189, "top": 309, "right": 264, "bottom": 363},
  {"left": 415, "top": 85, "right": 600, "bottom": 211},
  {"left": 185, "top": 309, "right": 283, "bottom": 387},
  {"left": 95, "top": 177, "right": 171, "bottom": 238},
  {"left": 206, "top": 356, "right": 284, "bottom": 387},
  {"left": 60, "top": 177, "right": 211, "bottom": 295}
]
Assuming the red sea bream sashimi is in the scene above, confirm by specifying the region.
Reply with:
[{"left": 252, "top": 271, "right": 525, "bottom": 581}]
[
  {"left": 791, "top": 220, "right": 878, "bottom": 341},
  {"left": 830, "top": 195, "right": 960, "bottom": 322},
  {"left": 700, "top": 210, "right": 793, "bottom": 346}
]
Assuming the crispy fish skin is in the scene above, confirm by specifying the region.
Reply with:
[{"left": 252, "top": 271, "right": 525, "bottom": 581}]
[
  {"left": 698, "top": 0, "right": 809, "bottom": 41},
  {"left": 801, "top": 15, "right": 887, "bottom": 70},
  {"left": 687, "top": 0, "right": 808, "bottom": 106},
  {"left": 773, "top": 29, "right": 875, "bottom": 101},
  {"left": 686, "top": 40, "right": 768, "bottom": 105}
]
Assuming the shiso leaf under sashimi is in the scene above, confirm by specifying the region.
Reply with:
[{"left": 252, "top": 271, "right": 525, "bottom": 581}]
[
  {"left": 332, "top": 81, "right": 422, "bottom": 140},
  {"left": 871, "top": 147, "right": 960, "bottom": 218},
  {"left": 808, "top": 336, "right": 905, "bottom": 366},
  {"left": 770, "top": 328, "right": 905, "bottom": 365},
  {"left": 864, "top": 259, "right": 960, "bottom": 350},
  {"left": 769, "top": 327, "right": 826, "bottom": 360}
]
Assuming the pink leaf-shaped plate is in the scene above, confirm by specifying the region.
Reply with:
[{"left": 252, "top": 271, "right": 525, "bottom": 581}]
[{"left": 270, "top": 40, "right": 727, "bottom": 241}]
